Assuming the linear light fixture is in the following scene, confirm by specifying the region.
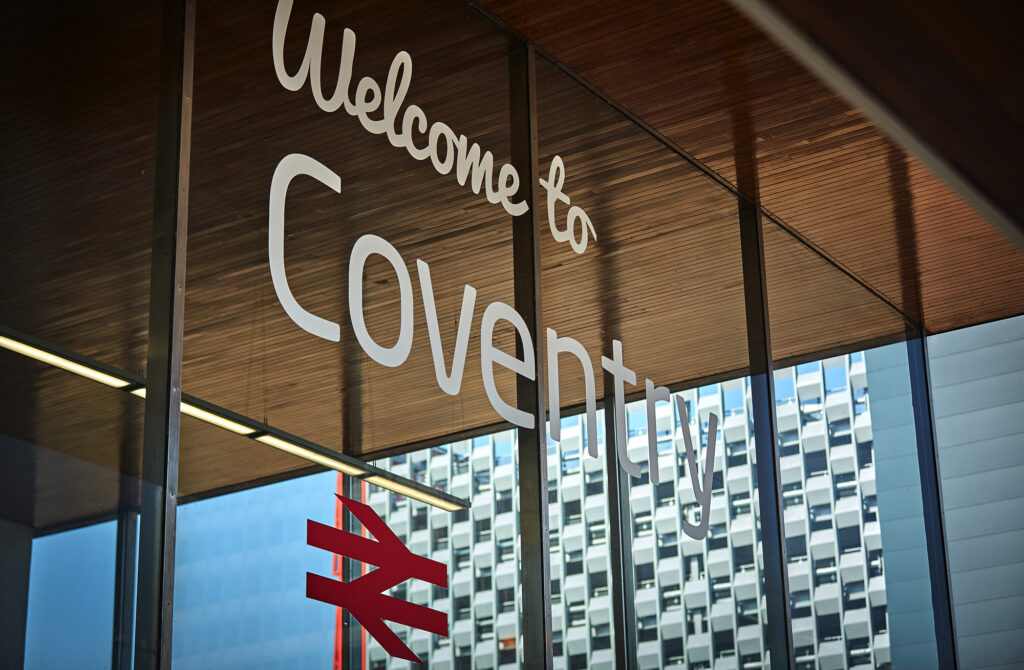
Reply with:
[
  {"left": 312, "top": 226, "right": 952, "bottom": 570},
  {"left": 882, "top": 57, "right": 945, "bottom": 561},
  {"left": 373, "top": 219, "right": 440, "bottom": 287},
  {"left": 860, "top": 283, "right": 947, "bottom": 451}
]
[
  {"left": 132, "top": 388, "right": 255, "bottom": 436},
  {"left": 364, "top": 475, "right": 464, "bottom": 512},
  {"left": 0, "top": 325, "right": 469, "bottom": 511},
  {"left": 0, "top": 335, "right": 132, "bottom": 389},
  {"left": 255, "top": 434, "right": 364, "bottom": 476}
]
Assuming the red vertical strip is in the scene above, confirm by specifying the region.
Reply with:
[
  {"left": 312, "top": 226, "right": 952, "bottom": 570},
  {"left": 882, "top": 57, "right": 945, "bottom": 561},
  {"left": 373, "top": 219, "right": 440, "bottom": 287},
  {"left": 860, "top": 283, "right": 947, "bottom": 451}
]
[
  {"left": 360, "top": 479, "right": 367, "bottom": 670},
  {"left": 333, "top": 473, "right": 345, "bottom": 670}
]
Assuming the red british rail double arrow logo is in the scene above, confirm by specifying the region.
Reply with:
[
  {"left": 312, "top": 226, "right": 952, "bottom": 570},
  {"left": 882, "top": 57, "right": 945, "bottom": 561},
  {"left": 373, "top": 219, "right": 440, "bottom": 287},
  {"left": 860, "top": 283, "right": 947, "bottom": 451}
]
[{"left": 306, "top": 494, "right": 448, "bottom": 664}]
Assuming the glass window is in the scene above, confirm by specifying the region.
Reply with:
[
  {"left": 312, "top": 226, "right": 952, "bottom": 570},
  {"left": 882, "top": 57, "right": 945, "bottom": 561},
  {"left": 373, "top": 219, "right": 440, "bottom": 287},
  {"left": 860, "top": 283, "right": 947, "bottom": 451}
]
[{"left": 928, "top": 315, "right": 1024, "bottom": 669}]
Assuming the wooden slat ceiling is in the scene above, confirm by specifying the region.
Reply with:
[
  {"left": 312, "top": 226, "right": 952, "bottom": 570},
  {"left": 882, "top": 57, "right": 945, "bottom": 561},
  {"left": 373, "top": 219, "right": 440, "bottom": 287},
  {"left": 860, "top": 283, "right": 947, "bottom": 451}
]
[
  {"left": 2, "top": 0, "right": 1017, "bottom": 530},
  {"left": 477, "top": 0, "right": 1024, "bottom": 334}
]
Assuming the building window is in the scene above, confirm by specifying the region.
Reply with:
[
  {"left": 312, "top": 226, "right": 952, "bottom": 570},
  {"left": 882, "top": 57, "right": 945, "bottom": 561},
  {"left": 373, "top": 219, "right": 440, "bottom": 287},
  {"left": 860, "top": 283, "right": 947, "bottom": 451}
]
[
  {"left": 565, "top": 550, "right": 583, "bottom": 576},
  {"left": 455, "top": 596, "right": 471, "bottom": 621},
  {"left": 473, "top": 469, "right": 491, "bottom": 494},
  {"left": 567, "top": 601, "right": 586, "bottom": 627},
  {"left": 817, "top": 613, "right": 841, "bottom": 642},
  {"left": 562, "top": 448, "right": 581, "bottom": 475},
  {"left": 497, "top": 587, "right": 515, "bottom": 613},
  {"left": 733, "top": 544, "right": 754, "bottom": 570},
  {"left": 453, "top": 546, "right": 470, "bottom": 570},
  {"left": 476, "top": 616, "right": 494, "bottom": 641},
  {"left": 813, "top": 557, "right": 837, "bottom": 586},
  {"left": 591, "top": 623, "right": 611, "bottom": 650},
  {"left": 589, "top": 570, "right": 608, "bottom": 597},
  {"left": 563, "top": 499, "right": 582, "bottom": 525},
  {"left": 663, "top": 638, "right": 684, "bottom": 664},
  {"left": 587, "top": 520, "right": 606, "bottom": 546},
  {"left": 633, "top": 509, "right": 652, "bottom": 536},
  {"left": 686, "top": 607, "right": 708, "bottom": 635},
  {"left": 475, "top": 518, "right": 492, "bottom": 542},
  {"left": 635, "top": 562, "right": 655, "bottom": 589},
  {"left": 655, "top": 481, "right": 674, "bottom": 507},
  {"left": 496, "top": 489, "right": 513, "bottom": 515},
  {"left": 432, "top": 526, "right": 448, "bottom": 552},
  {"left": 657, "top": 531, "right": 678, "bottom": 559},
  {"left": 496, "top": 537, "right": 514, "bottom": 562},
  {"left": 412, "top": 508, "right": 427, "bottom": 532},
  {"left": 790, "top": 591, "right": 811, "bottom": 619},
  {"left": 737, "top": 598, "right": 759, "bottom": 626},
  {"left": 661, "top": 585, "right": 681, "bottom": 610},
  {"left": 638, "top": 614, "right": 658, "bottom": 641},
  {"left": 585, "top": 470, "right": 603, "bottom": 496},
  {"left": 475, "top": 566, "right": 492, "bottom": 592}
]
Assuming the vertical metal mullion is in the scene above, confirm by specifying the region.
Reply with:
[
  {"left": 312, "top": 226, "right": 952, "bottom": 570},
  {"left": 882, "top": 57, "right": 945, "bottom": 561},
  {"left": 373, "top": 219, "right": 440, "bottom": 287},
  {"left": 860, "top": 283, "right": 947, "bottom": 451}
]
[
  {"left": 730, "top": 52, "right": 792, "bottom": 667},
  {"left": 508, "top": 41, "right": 553, "bottom": 670},
  {"left": 603, "top": 391, "right": 637, "bottom": 669},
  {"left": 341, "top": 475, "right": 363, "bottom": 670},
  {"left": 905, "top": 330, "right": 958, "bottom": 669},
  {"left": 738, "top": 196, "right": 794, "bottom": 669},
  {"left": 134, "top": 0, "right": 194, "bottom": 667}
]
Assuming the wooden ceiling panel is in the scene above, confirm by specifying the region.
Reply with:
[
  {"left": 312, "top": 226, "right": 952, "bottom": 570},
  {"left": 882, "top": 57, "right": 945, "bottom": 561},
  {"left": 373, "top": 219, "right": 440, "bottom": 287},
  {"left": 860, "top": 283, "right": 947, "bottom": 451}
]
[
  {"left": 478, "top": 0, "right": 1024, "bottom": 335},
  {"left": 535, "top": 58, "right": 750, "bottom": 403}
]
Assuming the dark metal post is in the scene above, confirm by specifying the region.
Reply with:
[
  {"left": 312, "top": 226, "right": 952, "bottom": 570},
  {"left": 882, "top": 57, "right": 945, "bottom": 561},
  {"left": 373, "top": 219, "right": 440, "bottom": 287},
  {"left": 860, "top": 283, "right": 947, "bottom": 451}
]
[
  {"left": 508, "top": 41, "right": 553, "bottom": 670},
  {"left": 341, "top": 475, "right": 363, "bottom": 670},
  {"left": 740, "top": 197, "right": 794, "bottom": 669},
  {"left": 134, "top": 0, "right": 194, "bottom": 667},
  {"left": 112, "top": 412, "right": 141, "bottom": 670},
  {"left": 729, "top": 52, "right": 793, "bottom": 668},
  {"left": 905, "top": 330, "right": 958, "bottom": 669},
  {"left": 603, "top": 392, "right": 637, "bottom": 669}
]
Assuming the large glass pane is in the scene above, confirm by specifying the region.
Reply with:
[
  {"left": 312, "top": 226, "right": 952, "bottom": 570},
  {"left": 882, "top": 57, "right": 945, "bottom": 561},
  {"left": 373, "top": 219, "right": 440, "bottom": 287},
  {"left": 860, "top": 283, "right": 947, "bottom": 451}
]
[
  {"left": 547, "top": 412, "right": 616, "bottom": 668},
  {"left": 534, "top": 42, "right": 755, "bottom": 669},
  {"left": 1, "top": 0, "right": 161, "bottom": 665},
  {"left": 173, "top": 470, "right": 337, "bottom": 668},
  {"left": 774, "top": 347, "right": 941, "bottom": 669},
  {"left": 24, "top": 522, "right": 118, "bottom": 669},
  {"left": 927, "top": 315, "right": 1024, "bottom": 669},
  {"left": 623, "top": 382, "right": 766, "bottom": 669},
  {"left": 766, "top": 225, "right": 941, "bottom": 668}
]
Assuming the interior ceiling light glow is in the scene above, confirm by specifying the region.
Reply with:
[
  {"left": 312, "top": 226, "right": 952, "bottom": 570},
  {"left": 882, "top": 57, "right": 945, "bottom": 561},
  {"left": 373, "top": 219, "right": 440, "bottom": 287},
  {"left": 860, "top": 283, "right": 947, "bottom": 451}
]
[
  {"left": 0, "top": 336, "right": 130, "bottom": 389},
  {"left": 0, "top": 328, "right": 467, "bottom": 512},
  {"left": 181, "top": 402, "right": 256, "bottom": 436},
  {"left": 364, "top": 475, "right": 463, "bottom": 512},
  {"left": 256, "top": 434, "right": 365, "bottom": 476}
]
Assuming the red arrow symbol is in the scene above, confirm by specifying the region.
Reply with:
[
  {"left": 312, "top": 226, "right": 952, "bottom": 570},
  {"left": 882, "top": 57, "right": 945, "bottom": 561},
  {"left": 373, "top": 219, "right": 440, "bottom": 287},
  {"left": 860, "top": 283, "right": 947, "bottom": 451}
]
[{"left": 307, "top": 494, "right": 449, "bottom": 664}]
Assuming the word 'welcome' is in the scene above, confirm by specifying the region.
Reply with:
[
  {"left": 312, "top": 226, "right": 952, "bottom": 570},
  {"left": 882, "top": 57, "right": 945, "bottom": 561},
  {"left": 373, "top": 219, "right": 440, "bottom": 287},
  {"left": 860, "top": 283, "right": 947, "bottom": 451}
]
[{"left": 273, "top": 0, "right": 598, "bottom": 254}]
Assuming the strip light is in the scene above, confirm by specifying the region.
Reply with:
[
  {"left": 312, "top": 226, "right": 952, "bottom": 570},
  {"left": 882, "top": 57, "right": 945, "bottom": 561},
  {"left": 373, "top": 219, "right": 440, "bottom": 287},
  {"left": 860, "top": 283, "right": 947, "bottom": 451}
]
[
  {"left": 0, "top": 327, "right": 469, "bottom": 510},
  {"left": 0, "top": 336, "right": 131, "bottom": 388},
  {"left": 364, "top": 475, "right": 464, "bottom": 512},
  {"left": 256, "top": 434, "right": 364, "bottom": 476},
  {"left": 133, "top": 389, "right": 254, "bottom": 436}
]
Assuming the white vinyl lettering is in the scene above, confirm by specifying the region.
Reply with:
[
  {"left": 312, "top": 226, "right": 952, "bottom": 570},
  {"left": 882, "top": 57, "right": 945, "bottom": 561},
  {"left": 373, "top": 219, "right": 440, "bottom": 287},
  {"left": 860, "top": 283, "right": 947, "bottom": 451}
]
[
  {"left": 268, "top": 154, "right": 342, "bottom": 342},
  {"left": 267, "top": 4, "right": 725, "bottom": 524},
  {"left": 539, "top": 155, "right": 596, "bottom": 254},
  {"left": 547, "top": 328, "right": 598, "bottom": 457},
  {"left": 480, "top": 302, "right": 536, "bottom": 429},
  {"left": 272, "top": 0, "right": 528, "bottom": 217},
  {"left": 644, "top": 380, "right": 671, "bottom": 485},
  {"left": 601, "top": 340, "right": 641, "bottom": 478},
  {"left": 348, "top": 235, "right": 415, "bottom": 368},
  {"left": 676, "top": 394, "right": 716, "bottom": 540},
  {"left": 416, "top": 260, "right": 477, "bottom": 396}
]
